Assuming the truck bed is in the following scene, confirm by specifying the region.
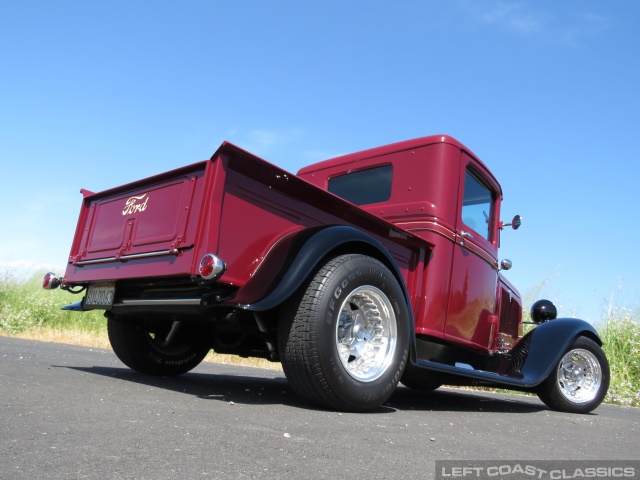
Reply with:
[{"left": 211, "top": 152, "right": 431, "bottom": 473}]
[{"left": 63, "top": 142, "right": 431, "bottom": 295}]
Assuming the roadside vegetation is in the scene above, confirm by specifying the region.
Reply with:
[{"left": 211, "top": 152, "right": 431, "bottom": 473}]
[
  {"left": 1, "top": 271, "right": 638, "bottom": 405},
  {"left": 597, "top": 307, "right": 640, "bottom": 407}
]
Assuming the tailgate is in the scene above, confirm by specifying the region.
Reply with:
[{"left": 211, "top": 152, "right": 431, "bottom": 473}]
[{"left": 71, "top": 163, "right": 207, "bottom": 267}]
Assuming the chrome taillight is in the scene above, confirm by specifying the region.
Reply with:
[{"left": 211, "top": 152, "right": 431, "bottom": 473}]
[
  {"left": 42, "top": 272, "right": 61, "bottom": 290},
  {"left": 199, "top": 254, "right": 225, "bottom": 280}
]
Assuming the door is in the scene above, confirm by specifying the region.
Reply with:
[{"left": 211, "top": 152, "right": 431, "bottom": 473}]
[{"left": 444, "top": 158, "right": 500, "bottom": 351}]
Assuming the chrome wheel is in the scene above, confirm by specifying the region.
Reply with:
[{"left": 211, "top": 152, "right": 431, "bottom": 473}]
[
  {"left": 537, "top": 336, "right": 609, "bottom": 414},
  {"left": 336, "top": 285, "right": 397, "bottom": 382},
  {"left": 556, "top": 348, "right": 603, "bottom": 404}
]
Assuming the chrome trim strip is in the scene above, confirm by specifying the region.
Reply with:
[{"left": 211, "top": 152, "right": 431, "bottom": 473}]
[
  {"left": 404, "top": 226, "right": 457, "bottom": 243},
  {"left": 75, "top": 249, "right": 176, "bottom": 266},
  {"left": 113, "top": 298, "right": 202, "bottom": 307},
  {"left": 122, "top": 250, "right": 175, "bottom": 261},
  {"left": 75, "top": 257, "right": 118, "bottom": 266},
  {"left": 405, "top": 226, "right": 499, "bottom": 270}
]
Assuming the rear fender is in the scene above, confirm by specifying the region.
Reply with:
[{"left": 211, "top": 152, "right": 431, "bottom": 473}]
[{"left": 223, "top": 225, "right": 409, "bottom": 312}]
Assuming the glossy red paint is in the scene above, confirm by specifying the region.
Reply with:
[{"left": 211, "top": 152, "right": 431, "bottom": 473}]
[{"left": 62, "top": 135, "right": 521, "bottom": 355}]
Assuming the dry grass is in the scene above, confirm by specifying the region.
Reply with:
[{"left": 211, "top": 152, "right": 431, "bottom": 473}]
[
  {"left": 4, "top": 328, "right": 282, "bottom": 371},
  {"left": 7, "top": 326, "right": 112, "bottom": 349}
]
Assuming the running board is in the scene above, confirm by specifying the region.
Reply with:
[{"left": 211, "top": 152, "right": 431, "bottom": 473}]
[{"left": 414, "top": 359, "right": 538, "bottom": 389}]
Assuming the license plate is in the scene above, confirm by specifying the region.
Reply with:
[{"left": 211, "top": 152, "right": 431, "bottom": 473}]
[{"left": 84, "top": 281, "right": 116, "bottom": 309}]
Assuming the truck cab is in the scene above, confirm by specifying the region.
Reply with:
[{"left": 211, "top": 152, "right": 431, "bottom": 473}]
[{"left": 298, "top": 135, "right": 521, "bottom": 354}]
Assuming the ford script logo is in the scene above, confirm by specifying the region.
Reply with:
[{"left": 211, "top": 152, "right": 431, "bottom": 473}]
[{"left": 122, "top": 194, "right": 149, "bottom": 215}]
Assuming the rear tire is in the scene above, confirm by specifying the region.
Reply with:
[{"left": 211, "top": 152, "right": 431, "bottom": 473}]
[
  {"left": 107, "top": 316, "right": 210, "bottom": 376},
  {"left": 279, "top": 254, "right": 410, "bottom": 412},
  {"left": 537, "top": 336, "right": 609, "bottom": 414}
]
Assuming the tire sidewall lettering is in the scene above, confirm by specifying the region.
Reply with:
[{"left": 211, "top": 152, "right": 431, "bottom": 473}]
[
  {"left": 147, "top": 350, "right": 198, "bottom": 366},
  {"left": 328, "top": 356, "right": 344, "bottom": 385}
]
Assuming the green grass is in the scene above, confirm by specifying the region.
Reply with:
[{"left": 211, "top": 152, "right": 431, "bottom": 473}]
[
  {"left": 597, "top": 307, "right": 640, "bottom": 407},
  {"left": 0, "top": 271, "right": 106, "bottom": 337},
  {"left": 1, "top": 271, "right": 639, "bottom": 405}
]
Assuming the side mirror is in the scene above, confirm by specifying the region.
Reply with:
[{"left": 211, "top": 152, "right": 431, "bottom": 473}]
[{"left": 501, "top": 214, "right": 522, "bottom": 230}]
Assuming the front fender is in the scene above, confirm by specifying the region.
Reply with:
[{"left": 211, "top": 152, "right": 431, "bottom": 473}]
[
  {"left": 222, "top": 225, "right": 408, "bottom": 312},
  {"left": 520, "top": 317, "right": 601, "bottom": 386},
  {"left": 412, "top": 317, "right": 602, "bottom": 390}
]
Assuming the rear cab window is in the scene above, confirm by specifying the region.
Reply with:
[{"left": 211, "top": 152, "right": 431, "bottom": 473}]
[{"left": 327, "top": 165, "right": 392, "bottom": 206}]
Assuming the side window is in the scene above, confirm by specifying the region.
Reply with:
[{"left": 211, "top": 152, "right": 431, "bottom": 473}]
[
  {"left": 328, "top": 165, "right": 392, "bottom": 206},
  {"left": 462, "top": 169, "right": 494, "bottom": 241}
]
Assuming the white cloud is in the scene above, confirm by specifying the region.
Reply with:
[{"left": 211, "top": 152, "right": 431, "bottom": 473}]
[
  {"left": 471, "top": 3, "right": 547, "bottom": 34},
  {"left": 246, "top": 128, "right": 304, "bottom": 150},
  {"left": 222, "top": 128, "right": 306, "bottom": 163},
  {"left": 301, "top": 149, "right": 344, "bottom": 163},
  {"left": 247, "top": 129, "right": 281, "bottom": 147},
  {"left": 460, "top": 1, "right": 611, "bottom": 45}
]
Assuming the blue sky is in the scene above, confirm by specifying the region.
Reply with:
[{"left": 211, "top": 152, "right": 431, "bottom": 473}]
[{"left": 1, "top": 1, "right": 638, "bottom": 323}]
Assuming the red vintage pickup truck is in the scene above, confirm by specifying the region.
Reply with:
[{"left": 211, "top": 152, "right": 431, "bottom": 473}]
[{"left": 44, "top": 135, "right": 609, "bottom": 413}]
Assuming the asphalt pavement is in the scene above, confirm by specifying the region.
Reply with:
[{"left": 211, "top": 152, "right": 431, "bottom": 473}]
[{"left": 1, "top": 336, "right": 638, "bottom": 479}]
